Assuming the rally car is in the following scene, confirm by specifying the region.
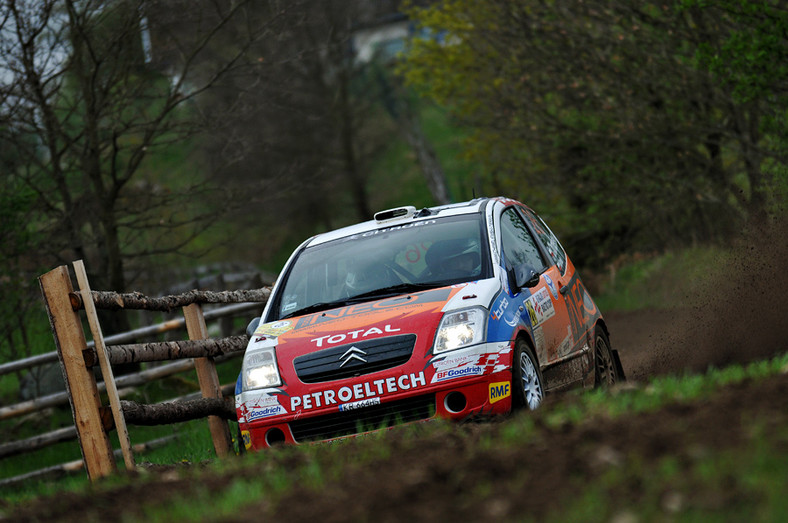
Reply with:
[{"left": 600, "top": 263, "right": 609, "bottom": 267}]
[{"left": 235, "top": 197, "right": 624, "bottom": 450}]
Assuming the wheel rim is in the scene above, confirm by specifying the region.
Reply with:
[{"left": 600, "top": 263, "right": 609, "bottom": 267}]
[
  {"left": 595, "top": 335, "right": 616, "bottom": 386},
  {"left": 519, "top": 351, "right": 543, "bottom": 409}
]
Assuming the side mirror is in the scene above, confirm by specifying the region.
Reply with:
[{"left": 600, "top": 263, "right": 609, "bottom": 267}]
[
  {"left": 509, "top": 264, "right": 541, "bottom": 291},
  {"left": 246, "top": 317, "right": 261, "bottom": 337}
]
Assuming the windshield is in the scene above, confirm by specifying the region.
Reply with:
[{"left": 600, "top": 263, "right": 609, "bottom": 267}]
[{"left": 271, "top": 215, "right": 490, "bottom": 320}]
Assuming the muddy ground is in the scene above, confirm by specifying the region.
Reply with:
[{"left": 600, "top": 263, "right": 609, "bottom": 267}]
[{"left": 5, "top": 222, "right": 787, "bottom": 522}]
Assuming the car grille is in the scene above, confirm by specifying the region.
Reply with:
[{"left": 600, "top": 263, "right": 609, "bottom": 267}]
[
  {"left": 293, "top": 334, "right": 416, "bottom": 383},
  {"left": 289, "top": 393, "right": 436, "bottom": 443}
]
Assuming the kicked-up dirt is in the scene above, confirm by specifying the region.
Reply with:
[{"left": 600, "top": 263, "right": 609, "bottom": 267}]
[{"left": 4, "top": 220, "right": 787, "bottom": 522}]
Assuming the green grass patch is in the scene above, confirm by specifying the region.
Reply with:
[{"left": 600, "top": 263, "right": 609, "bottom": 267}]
[
  {"left": 549, "top": 426, "right": 788, "bottom": 522},
  {"left": 4, "top": 351, "right": 787, "bottom": 520}
]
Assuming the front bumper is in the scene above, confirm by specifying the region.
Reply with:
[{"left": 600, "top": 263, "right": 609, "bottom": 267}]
[{"left": 238, "top": 367, "right": 513, "bottom": 450}]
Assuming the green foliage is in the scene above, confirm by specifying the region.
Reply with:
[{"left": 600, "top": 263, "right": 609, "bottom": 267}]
[
  {"left": 401, "top": 0, "right": 788, "bottom": 266},
  {"left": 0, "top": 173, "right": 51, "bottom": 367},
  {"left": 0, "top": 180, "right": 36, "bottom": 259},
  {"left": 682, "top": 0, "right": 788, "bottom": 103}
]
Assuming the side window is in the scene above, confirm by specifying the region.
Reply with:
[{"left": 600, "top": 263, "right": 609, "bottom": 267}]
[
  {"left": 520, "top": 207, "right": 567, "bottom": 274},
  {"left": 500, "top": 208, "right": 546, "bottom": 272}
]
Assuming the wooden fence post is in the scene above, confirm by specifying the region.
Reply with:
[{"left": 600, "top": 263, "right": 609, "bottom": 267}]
[
  {"left": 183, "top": 303, "right": 234, "bottom": 457},
  {"left": 38, "top": 266, "right": 116, "bottom": 480},
  {"left": 73, "top": 260, "right": 136, "bottom": 471}
]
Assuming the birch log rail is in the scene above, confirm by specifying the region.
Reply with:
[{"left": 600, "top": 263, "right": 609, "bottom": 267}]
[
  {"left": 84, "top": 335, "right": 249, "bottom": 366},
  {"left": 120, "top": 397, "right": 236, "bottom": 426},
  {"left": 69, "top": 288, "right": 271, "bottom": 312}
]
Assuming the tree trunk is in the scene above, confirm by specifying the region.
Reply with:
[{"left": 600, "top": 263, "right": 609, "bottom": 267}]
[
  {"left": 338, "top": 71, "right": 372, "bottom": 220},
  {"left": 399, "top": 110, "right": 451, "bottom": 205},
  {"left": 378, "top": 72, "right": 451, "bottom": 205}
]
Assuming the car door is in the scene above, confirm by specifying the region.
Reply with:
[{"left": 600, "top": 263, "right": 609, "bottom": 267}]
[
  {"left": 517, "top": 205, "right": 594, "bottom": 388},
  {"left": 499, "top": 207, "right": 575, "bottom": 380}
]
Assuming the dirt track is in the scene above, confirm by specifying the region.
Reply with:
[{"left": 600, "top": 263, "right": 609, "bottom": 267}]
[
  {"left": 5, "top": 221, "right": 787, "bottom": 522},
  {"left": 609, "top": 220, "right": 787, "bottom": 382}
]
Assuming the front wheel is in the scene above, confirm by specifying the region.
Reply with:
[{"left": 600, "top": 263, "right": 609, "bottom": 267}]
[{"left": 512, "top": 338, "right": 544, "bottom": 410}]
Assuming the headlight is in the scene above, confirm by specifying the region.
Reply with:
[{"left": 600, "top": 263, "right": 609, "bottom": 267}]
[
  {"left": 242, "top": 348, "right": 282, "bottom": 390},
  {"left": 434, "top": 307, "right": 487, "bottom": 354}
]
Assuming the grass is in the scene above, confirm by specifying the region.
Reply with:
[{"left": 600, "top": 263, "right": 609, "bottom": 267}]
[
  {"left": 0, "top": 354, "right": 242, "bottom": 483},
  {"left": 2, "top": 351, "right": 786, "bottom": 519},
  {"left": 0, "top": 309, "right": 57, "bottom": 401},
  {"left": 549, "top": 424, "right": 788, "bottom": 523}
]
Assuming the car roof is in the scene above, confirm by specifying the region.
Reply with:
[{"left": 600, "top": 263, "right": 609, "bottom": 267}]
[{"left": 306, "top": 197, "right": 502, "bottom": 247}]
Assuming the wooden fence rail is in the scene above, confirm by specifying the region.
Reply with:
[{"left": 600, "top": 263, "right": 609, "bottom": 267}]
[
  {"left": 0, "top": 302, "right": 262, "bottom": 377},
  {"left": 68, "top": 288, "right": 270, "bottom": 312},
  {"left": 32, "top": 261, "right": 269, "bottom": 481},
  {"left": 0, "top": 383, "right": 235, "bottom": 459},
  {"left": 0, "top": 435, "right": 178, "bottom": 489}
]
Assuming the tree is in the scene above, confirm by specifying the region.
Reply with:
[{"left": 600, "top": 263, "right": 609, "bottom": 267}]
[
  {"left": 681, "top": 0, "right": 788, "bottom": 220},
  {"left": 401, "top": 0, "right": 788, "bottom": 265},
  {"left": 197, "top": 1, "right": 398, "bottom": 233},
  {"left": 198, "top": 0, "right": 451, "bottom": 256},
  {"left": 0, "top": 0, "right": 274, "bottom": 336}
]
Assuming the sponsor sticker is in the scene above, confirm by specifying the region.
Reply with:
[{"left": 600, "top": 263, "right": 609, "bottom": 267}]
[
  {"left": 533, "top": 326, "right": 545, "bottom": 355},
  {"left": 241, "top": 394, "right": 287, "bottom": 422},
  {"left": 490, "top": 295, "right": 517, "bottom": 327},
  {"left": 432, "top": 365, "right": 484, "bottom": 383},
  {"left": 432, "top": 354, "right": 483, "bottom": 371},
  {"left": 492, "top": 296, "right": 508, "bottom": 321},
  {"left": 491, "top": 295, "right": 518, "bottom": 327},
  {"left": 311, "top": 324, "right": 401, "bottom": 347},
  {"left": 525, "top": 288, "right": 555, "bottom": 327},
  {"left": 249, "top": 394, "right": 282, "bottom": 408},
  {"left": 290, "top": 371, "right": 426, "bottom": 412},
  {"left": 241, "top": 430, "right": 252, "bottom": 450},
  {"left": 247, "top": 404, "right": 286, "bottom": 421},
  {"left": 543, "top": 274, "right": 559, "bottom": 299},
  {"left": 254, "top": 320, "right": 294, "bottom": 337},
  {"left": 347, "top": 219, "right": 437, "bottom": 240},
  {"left": 283, "top": 302, "right": 298, "bottom": 312},
  {"left": 489, "top": 381, "right": 511, "bottom": 404},
  {"left": 557, "top": 331, "right": 573, "bottom": 358},
  {"left": 487, "top": 214, "right": 499, "bottom": 263}
]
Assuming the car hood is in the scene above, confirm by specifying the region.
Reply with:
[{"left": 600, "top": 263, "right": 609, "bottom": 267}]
[{"left": 246, "top": 280, "right": 500, "bottom": 359}]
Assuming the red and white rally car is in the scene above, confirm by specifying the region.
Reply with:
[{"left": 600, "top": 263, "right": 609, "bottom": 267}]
[{"left": 235, "top": 197, "right": 624, "bottom": 449}]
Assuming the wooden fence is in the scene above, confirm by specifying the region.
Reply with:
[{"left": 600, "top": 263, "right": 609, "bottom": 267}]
[{"left": 1, "top": 261, "right": 270, "bottom": 484}]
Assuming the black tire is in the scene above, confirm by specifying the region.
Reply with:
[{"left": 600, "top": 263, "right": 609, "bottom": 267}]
[
  {"left": 594, "top": 327, "right": 620, "bottom": 387},
  {"left": 512, "top": 338, "right": 545, "bottom": 410}
]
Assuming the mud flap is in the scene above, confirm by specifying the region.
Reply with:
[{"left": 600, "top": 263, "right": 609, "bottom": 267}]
[{"left": 612, "top": 349, "right": 626, "bottom": 381}]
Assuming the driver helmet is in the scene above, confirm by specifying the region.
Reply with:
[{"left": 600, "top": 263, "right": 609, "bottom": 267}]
[{"left": 425, "top": 238, "right": 481, "bottom": 276}]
